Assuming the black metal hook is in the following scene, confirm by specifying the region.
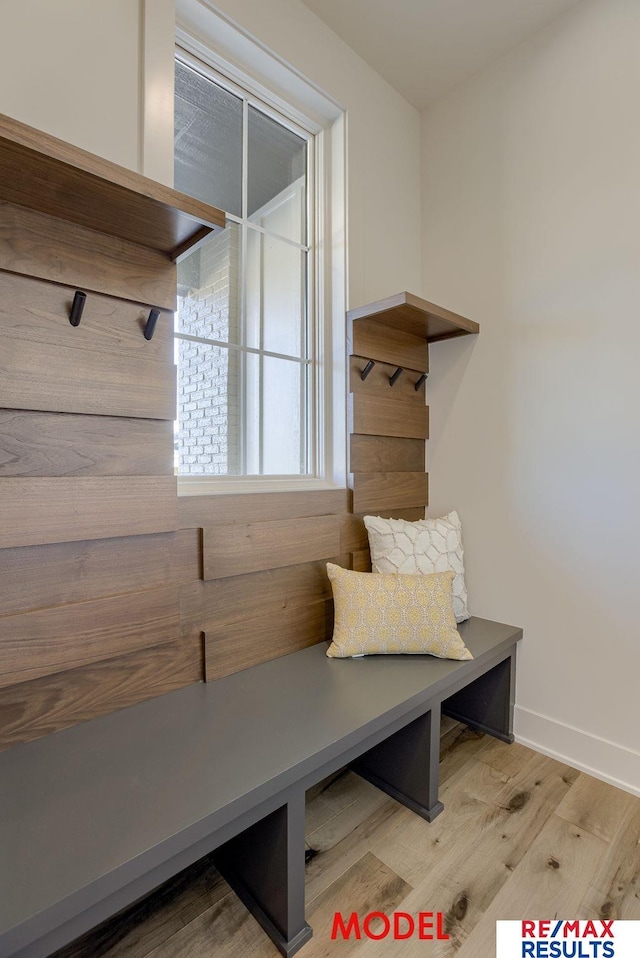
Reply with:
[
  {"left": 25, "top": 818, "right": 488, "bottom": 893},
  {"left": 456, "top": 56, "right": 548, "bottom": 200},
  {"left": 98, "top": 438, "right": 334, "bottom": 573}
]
[
  {"left": 389, "top": 367, "right": 403, "bottom": 387},
  {"left": 360, "top": 360, "right": 376, "bottom": 381},
  {"left": 144, "top": 309, "right": 161, "bottom": 341},
  {"left": 414, "top": 372, "right": 428, "bottom": 391},
  {"left": 69, "top": 291, "right": 86, "bottom": 327}
]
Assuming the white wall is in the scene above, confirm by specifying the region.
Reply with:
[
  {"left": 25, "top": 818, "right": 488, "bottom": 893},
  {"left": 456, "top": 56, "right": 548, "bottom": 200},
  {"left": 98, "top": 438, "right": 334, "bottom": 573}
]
[
  {"left": 422, "top": 0, "right": 640, "bottom": 794},
  {"left": 0, "top": 0, "right": 175, "bottom": 185},
  {"left": 0, "top": 0, "right": 143, "bottom": 171},
  {"left": 0, "top": 0, "right": 421, "bottom": 307}
]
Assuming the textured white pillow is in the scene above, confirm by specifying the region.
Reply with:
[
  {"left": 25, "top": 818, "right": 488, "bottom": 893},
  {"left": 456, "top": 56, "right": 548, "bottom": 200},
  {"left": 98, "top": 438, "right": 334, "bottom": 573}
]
[{"left": 363, "top": 511, "right": 470, "bottom": 623}]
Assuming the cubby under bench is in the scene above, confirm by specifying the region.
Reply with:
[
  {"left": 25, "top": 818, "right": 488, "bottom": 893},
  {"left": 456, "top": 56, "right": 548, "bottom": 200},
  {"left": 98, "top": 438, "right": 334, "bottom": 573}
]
[{"left": 0, "top": 616, "right": 521, "bottom": 958}]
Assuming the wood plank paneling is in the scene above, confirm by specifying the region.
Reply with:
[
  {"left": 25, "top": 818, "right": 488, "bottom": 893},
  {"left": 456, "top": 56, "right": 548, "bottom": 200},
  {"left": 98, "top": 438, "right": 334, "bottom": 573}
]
[
  {"left": 351, "top": 549, "right": 371, "bottom": 573},
  {"left": 0, "top": 533, "right": 175, "bottom": 617},
  {"left": 349, "top": 435, "right": 425, "bottom": 474},
  {"left": 204, "top": 600, "right": 331, "bottom": 681},
  {"left": 0, "top": 119, "right": 213, "bottom": 748},
  {"left": 181, "top": 556, "right": 350, "bottom": 634},
  {"left": 0, "top": 338, "right": 175, "bottom": 419},
  {"left": 171, "top": 528, "right": 202, "bottom": 585},
  {"left": 0, "top": 410, "right": 173, "bottom": 476},
  {"left": 0, "top": 586, "right": 180, "bottom": 689},
  {"left": 0, "top": 637, "right": 202, "bottom": 752},
  {"left": 203, "top": 515, "right": 341, "bottom": 580},
  {"left": 0, "top": 280, "right": 176, "bottom": 417},
  {"left": 348, "top": 317, "right": 429, "bottom": 372},
  {"left": 349, "top": 355, "right": 426, "bottom": 399},
  {"left": 178, "top": 488, "right": 348, "bottom": 529},
  {"left": 349, "top": 392, "right": 429, "bottom": 439},
  {"left": 0, "top": 476, "right": 177, "bottom": 548},
  {"left": 0, "top": 270, "right": 173, "bottom": 359},
  {"left": 350, "top": 472, "right": 429, "bottom": 514},
  {"left": 340, "top": 510, "right": 426, "bottom": 553},
  {"left": 0, "top": 202, "right": 177, "bottom": 308}
]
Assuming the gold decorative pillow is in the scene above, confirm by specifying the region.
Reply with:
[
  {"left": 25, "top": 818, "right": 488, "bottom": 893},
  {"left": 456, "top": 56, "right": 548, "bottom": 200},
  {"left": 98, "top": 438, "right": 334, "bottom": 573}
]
[{"left": 325, "top": 563, "right": 472, "bottom": 660}]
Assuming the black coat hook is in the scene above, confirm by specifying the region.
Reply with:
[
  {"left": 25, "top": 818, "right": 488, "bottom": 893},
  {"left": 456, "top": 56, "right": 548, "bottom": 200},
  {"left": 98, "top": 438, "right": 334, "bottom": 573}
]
[
  {"left": 69, "top": 291, "right": 86, "bottom": 327},
  {"left": 414, "top": 372, "right": 428, "bottom": 390},
  {"left": 389, "top": 367, "right": 403, "bottom": 386},
  {"left": 360, "top": 360, "right": 376, "bottom": 381},
  {"left": 144, "top": 309, "right": 161, "bottom": 341}
]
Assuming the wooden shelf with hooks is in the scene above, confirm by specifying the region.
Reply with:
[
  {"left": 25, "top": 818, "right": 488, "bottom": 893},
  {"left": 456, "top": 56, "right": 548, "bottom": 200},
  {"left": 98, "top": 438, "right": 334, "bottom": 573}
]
[
  {"left": 347, "top": 290, "right": 479, "bottom": 344},
  {"left": 346, "top": 290, "right": 478, "bottom": 540},
  {"left": 0, "top": 113, "right": 225, "bottom": 261}
]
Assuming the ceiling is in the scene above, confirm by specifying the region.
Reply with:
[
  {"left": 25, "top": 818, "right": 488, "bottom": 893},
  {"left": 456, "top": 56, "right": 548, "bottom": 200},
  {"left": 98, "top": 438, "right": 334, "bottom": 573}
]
[{"left": 298, "top": 0, "right": 582, "bottom": 110}]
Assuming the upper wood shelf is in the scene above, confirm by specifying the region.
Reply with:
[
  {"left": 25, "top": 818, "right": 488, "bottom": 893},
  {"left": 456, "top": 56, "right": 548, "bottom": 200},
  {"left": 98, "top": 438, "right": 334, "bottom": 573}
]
[
  {"left": 0, "top": 113, "right": 226, "bottom": 261},
  {"left": 347, "top": 291, "right": 479, "bottom": 343}
]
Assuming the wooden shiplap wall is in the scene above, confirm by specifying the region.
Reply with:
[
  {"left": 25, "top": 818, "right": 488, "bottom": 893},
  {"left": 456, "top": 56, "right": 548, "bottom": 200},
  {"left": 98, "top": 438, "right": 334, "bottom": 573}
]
[
  {"left": 347, "top": 316, "right": 431, "bottom": 571},
  {"left": 0, "top": 203, "right": 191, "bottom": 750},
  {"left": 0, "top": 201, "right": 177, "bottom": 307},
  {"left": 0, "top": 197, "right": 432, "bottom": 750},
  {"left": 179, "top": 490, "right": 350, "bottom": 682},
  {"left": 0, "top": 200, "right": 359, "bottom": 746}
]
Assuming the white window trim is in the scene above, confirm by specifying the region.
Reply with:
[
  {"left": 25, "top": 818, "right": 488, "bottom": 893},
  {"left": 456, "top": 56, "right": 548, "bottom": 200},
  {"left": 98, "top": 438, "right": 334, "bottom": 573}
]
[{"left": 174, "top": 0, "right": 347, "bottom": 496}]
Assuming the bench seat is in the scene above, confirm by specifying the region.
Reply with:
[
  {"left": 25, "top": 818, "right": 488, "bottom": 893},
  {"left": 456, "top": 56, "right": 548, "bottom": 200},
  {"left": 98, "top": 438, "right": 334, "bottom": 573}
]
[{"left": 0, "top": 616, "right": 521, "bottom": 958}]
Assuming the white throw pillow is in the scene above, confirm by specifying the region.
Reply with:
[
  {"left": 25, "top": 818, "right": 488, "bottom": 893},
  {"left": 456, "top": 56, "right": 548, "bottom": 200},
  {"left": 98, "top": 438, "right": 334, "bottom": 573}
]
[{"left": 363, "top": 511, "right": 470, "bottom": 623}]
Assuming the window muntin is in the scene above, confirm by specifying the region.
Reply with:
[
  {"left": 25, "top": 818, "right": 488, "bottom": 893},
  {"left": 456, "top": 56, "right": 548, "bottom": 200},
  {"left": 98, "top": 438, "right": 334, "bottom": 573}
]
[{"left": 174, "top": 57, "right": 315, "bottom": 479}]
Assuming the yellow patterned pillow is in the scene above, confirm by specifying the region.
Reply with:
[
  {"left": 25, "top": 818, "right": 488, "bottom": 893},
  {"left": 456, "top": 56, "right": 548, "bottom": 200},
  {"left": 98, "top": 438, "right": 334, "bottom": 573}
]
[{"left": 326, "top": 563, "right": 472, "bottom": 660}]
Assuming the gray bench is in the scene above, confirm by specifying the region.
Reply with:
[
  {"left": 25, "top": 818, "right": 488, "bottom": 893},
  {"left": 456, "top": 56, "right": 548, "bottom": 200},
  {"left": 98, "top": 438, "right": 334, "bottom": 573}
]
[{"left": 0, "top": 616, "right": 521, "bottom": 958}]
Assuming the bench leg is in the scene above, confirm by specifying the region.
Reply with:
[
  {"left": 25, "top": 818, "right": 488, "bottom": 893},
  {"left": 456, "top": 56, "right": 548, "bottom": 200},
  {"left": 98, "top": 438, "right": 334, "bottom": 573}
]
[
  {"left": 351, "top": 707, "right": 444, "bottom": 822},
  {"left": 442, "top": 651, "right": 516, "bottom": 743},
  {"left": 213, "top": 793, "right": 312, "bottom": 957}
]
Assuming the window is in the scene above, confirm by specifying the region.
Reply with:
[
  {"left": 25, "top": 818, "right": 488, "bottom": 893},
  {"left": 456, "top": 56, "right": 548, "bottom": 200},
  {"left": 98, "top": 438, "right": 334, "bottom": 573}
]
[{"left": 174, "top": 57, "right": 316, "bottom": 480}]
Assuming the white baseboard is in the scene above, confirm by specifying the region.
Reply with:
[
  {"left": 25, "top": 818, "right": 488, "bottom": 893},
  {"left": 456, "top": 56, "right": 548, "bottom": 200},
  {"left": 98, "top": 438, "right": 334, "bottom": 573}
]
[{"left": 514, "top": 705, "right": 640, "bottom": 798}]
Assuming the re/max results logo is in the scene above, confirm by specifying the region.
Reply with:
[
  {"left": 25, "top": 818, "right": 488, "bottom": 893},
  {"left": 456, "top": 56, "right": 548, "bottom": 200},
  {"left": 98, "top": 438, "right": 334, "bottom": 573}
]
[{"left": 497, "top": 920, "right": 640, "bottom": 957}]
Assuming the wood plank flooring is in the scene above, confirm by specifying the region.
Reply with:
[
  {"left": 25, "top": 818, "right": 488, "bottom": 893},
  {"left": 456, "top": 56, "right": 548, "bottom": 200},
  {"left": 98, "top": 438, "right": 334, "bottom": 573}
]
[{"left": 52, "top": 721, "right": 640, "bottom": 958}]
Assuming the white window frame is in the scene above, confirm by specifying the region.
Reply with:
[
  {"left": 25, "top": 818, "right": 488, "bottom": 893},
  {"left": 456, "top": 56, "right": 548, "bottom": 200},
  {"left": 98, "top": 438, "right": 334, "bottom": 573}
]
[
  {"left": 174, "top": 3, "right": 347, "bottom": 495},
  {"left": 175, "top": 52, "right": 315, "bottom": 480}
]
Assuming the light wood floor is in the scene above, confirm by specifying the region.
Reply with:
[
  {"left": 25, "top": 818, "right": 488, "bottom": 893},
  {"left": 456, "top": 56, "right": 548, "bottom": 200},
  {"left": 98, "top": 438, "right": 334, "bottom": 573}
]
[{"left": 54, "top": 721, "right": 640, "bottom": 958}]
